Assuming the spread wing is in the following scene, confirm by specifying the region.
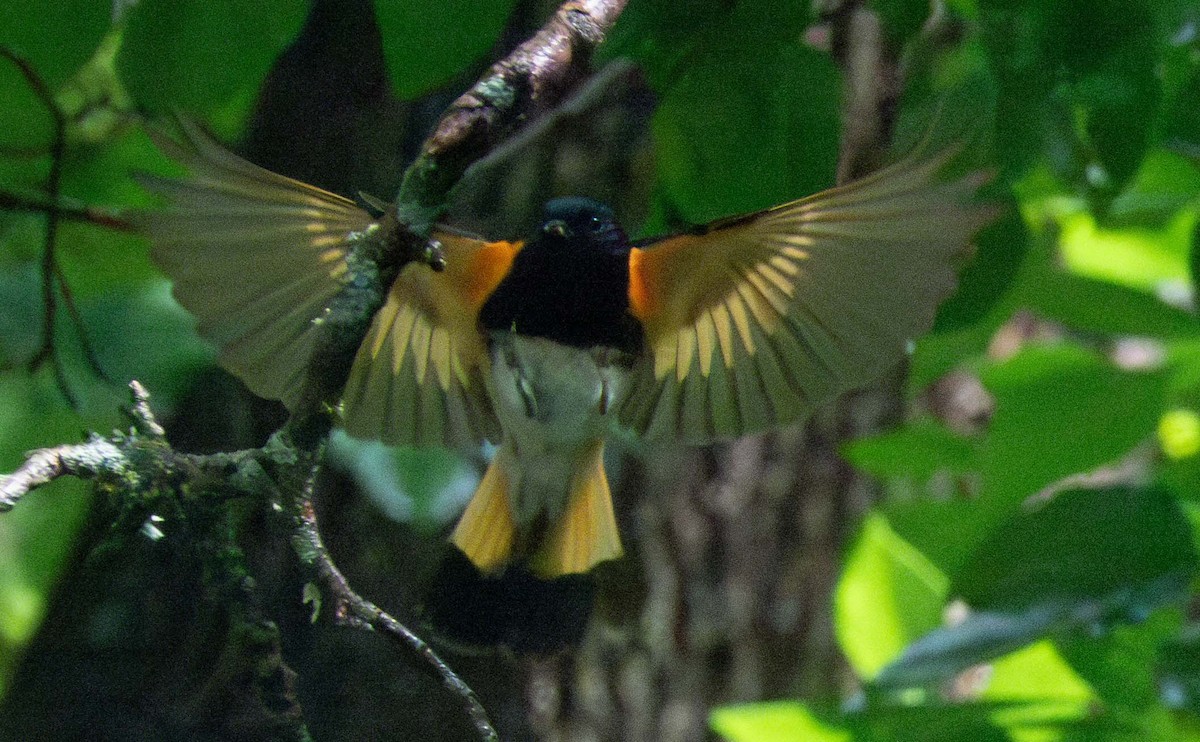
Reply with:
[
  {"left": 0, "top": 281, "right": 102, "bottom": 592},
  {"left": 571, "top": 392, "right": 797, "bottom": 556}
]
[
  {"left": 134, "top": 118, "right": 372, "bottom": 409},
  {"left": 620, "top": 145, "right": 997, "bottom": 443},
  {"left": 135, "top": 119, "right": 507, "bottom": 446}
]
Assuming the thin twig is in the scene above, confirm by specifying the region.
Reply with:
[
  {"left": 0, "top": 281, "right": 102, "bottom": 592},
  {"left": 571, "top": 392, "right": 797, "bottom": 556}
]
[
  {"left": 288, "top": 479, "right": 498, "bottom": 741},
  {"left": 0, "top": 47, "right": 110, "bottom": 403},
  {"left": 0, "top": 189, "right": 134, "bottom": 230}
]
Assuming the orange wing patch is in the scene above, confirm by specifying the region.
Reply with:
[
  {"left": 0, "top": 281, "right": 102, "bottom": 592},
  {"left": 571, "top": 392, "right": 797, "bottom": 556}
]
[{"left": 622, "top": 145, "right": 997, "bottom": 443}]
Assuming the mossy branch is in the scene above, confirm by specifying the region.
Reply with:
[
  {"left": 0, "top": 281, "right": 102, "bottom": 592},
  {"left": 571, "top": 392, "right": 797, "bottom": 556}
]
[{"left": 1, "top": 2, "right": 633, "bottom": 740}]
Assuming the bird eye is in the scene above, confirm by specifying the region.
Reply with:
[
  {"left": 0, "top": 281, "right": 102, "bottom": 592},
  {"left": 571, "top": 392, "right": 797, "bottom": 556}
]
[{"left": 589, "top": 215, "right": 605, "bottom": 233}]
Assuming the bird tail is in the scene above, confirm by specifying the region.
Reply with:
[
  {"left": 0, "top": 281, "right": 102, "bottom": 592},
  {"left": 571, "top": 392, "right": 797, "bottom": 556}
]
[{"left": 450, "top": 440, "right": 622, "bottom": 577}]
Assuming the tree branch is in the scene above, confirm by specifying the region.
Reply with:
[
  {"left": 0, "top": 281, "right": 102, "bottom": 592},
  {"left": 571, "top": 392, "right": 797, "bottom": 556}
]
[
  {"left": 286, "top": 0, "right": 631, "bottom": 441},
  {"left": 3, "top": 1, "right": 634, "bottom": 738},
  {"left": 813, "top": 0, "right": 902, "bottom": 182},
  {"left": 285, "top": 471, "right": 498, "bottom": 742},
  {"left": 393, "top": 0, "right": 630, "bottom": 231}
]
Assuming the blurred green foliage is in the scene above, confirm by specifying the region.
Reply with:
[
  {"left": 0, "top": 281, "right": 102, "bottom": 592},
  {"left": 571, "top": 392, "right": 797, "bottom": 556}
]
[{"left": 1, "top": 0, "right": 1200, "bottom": 740}]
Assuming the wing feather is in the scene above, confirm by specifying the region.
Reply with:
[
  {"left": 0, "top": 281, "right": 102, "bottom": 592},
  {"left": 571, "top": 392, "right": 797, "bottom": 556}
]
[
  {"left": 132, "top": 120, "right": 373, "bottom": 408},
  {"left": 135, "top": 119, "right": 506, "bottom": 447},
  {"left": 339, "top": 235, "right": 516, "bottom": 446},
  {"left": 622, "top": 144, "right": 997, "bottom": 443}
]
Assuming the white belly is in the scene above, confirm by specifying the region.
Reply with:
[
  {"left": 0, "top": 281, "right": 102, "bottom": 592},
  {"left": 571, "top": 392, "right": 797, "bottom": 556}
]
[{"left": 485, "top": 333, "right": 627, "bottom": 525}]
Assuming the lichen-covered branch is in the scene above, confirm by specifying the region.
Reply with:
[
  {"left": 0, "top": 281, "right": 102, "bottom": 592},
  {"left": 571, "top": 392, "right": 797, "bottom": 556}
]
[
  {"left": 393, "top": 0, "right": 631, "bottom": 231},
  {"left": 3, "top": 1, "right": 633, "bottom": 739}
]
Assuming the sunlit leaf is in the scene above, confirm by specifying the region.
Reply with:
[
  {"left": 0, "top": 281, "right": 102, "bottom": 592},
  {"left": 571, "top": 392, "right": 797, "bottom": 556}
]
[
  {"left": 983, "top": 640, "right": 1095, "bottom": 706},
  {"left": 1159, "top": 409, "right": 1200, "bottom": 460},
  {"left": 835, "top": 512, "right": 949, "bottom": 679},
  {"left": 711, "top": 701, "right": 850, "bottom": 742},
  {"left": 1058, "top": 209, "right": 1193, "bottom": 293}
]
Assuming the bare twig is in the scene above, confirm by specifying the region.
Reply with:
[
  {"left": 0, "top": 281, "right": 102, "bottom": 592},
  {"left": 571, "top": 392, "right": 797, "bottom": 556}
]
[
  {"left": 0, "top": 189, "right": 134, "bottom": 231},
  {"left": 285, "top": 473, "right": 498, "bottom": 741},
  {"left": 1, "top": 47, "right": 110, "bottom": 403}
]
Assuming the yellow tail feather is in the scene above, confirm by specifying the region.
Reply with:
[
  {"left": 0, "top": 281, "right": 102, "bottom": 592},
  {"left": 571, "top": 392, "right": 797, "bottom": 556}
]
[
  {"left": 450, "top": 447, "right": 517, "bottom": 573},
  {"left": 532, "top": 441, "right": 623, "bottom": 578}
]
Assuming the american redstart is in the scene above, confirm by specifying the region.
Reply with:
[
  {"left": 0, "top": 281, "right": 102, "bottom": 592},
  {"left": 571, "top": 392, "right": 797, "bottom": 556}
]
[{"left": 135, "top": 119, "right": 994, "bottom": 585}]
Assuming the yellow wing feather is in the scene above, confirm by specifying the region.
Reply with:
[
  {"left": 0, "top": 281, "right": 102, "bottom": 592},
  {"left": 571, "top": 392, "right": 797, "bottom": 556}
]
[
  {"left": 339, "top": 236, "right": 517, "bottom": 447},
  {"left": 622, "top": 145, "right": 997, "bottom": 443},
  {"left": 135, "top": 119, "right": 507, "bottom": 447},
  {"left": 133, "top": 118, "right": 373, "bottom": 409}
]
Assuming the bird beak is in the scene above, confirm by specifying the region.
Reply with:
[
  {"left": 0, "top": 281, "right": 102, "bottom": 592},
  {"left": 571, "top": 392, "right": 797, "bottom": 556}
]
[{"left": 543, "top": 219, "right": 571, "bottom": 238}]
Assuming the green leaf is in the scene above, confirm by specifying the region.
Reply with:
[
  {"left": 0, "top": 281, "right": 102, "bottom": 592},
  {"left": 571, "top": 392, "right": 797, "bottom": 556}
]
[
  {"left": 0, "top": 1, "right": 110, "bottom": 149},
  {"left": 374, "top": 0, "right": 517, "bottom": 99},
  {"left": 843, "top": 417, "right": 979, "bottom": 481},
  {"left": 117, "top": 0, "right": 307, "bottom": 124},
  {"left": 1056, "top": 609, "right": 1182, "bottom": 714},
  {"left": 979, "top": 345, "right": 1166, "bottom": 511},
  {"left": 847, "top": 701, "right": 1034, "bottom": 742},
  {"left": 885, "top": 499, "right": 993, "bottom": 577},
  {"left": 836, "top": 512, "right": 949, "bottom": 679},
  {"left": 650, "top": 40, "right": 839, "bottom": 225},
  {"left": 711, "top": 701, "right": 850, "bottom": 742},
  {"left": 977, "top": 0, "right": 1173, "bottom": 199},
  {"left": 955, "top": 486, "right": 1195, "bottom": 613},
  {"left": 1023, "top": 259, "right": 1198, "bottom": 340},
  {"left": 874, "top": 605, "right": 1067, "bottom": 689},
  {"left": 1158, "top": 623, "right": 1200, "bottom": 716},
  {"left": 877, "top": 486, "right": 1194, "bottom": 690},
  {"left": 933, "top": 207, "right": 1030, "bottom": 335},
  {"left": 601, "top": 0, "right": 808, "bottom": 92},
  {"left": 329, "top": 433, "right": 475, "bottom": 532},
  {"left": 0, "top": 370, "right": 108, "bottom": 698},
  {"left": 0, "top": 2, "right": 109, "bottom": 89}
]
